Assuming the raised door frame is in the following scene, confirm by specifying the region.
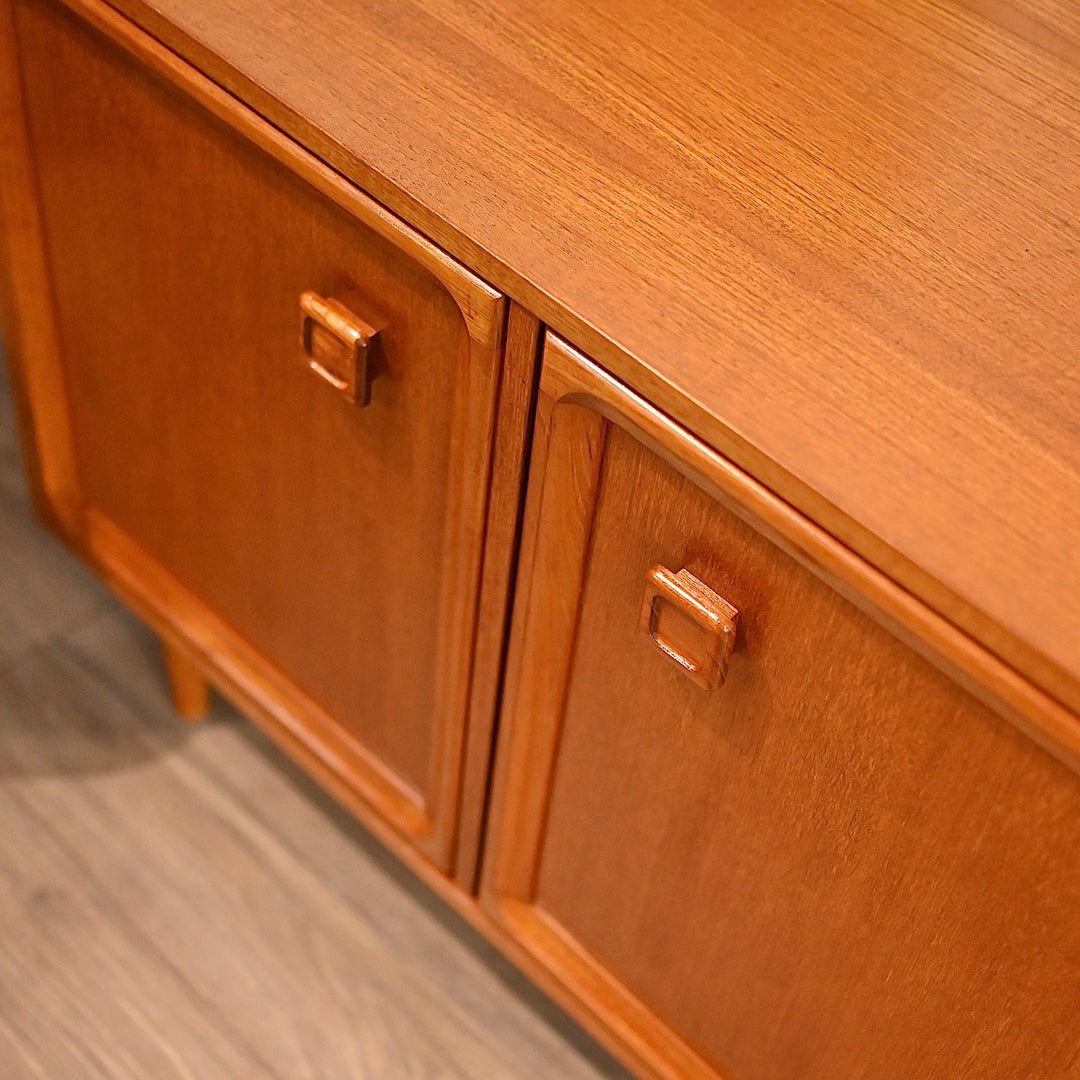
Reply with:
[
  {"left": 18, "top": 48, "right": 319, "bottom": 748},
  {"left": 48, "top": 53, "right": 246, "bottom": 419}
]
[
  {"left": 481, "top": 332, "right": 1080, "bottom": 1080},
  {"left": 0, "top": 0, "right": 529, "bottom": 881}
]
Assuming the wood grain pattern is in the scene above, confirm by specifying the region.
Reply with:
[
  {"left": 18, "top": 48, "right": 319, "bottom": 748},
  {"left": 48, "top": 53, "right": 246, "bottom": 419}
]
[
  {"left": 0, "top": 615, "right": 632, "bottom": 1080},
  {"left": 0, "top": 0, "right": 81, "bottom": 535},
  {"left": 540, "top": 337, "right": 1080, "bottom": 780},
  {"left": 485, "top": 338, "right": 1080, "bottom": 1080},
  {"left": 181, "top": 703, "right": 634, "bottom": 1080},
  {"left": 6, "top": 1, "right": 1080, "bottom": 1075},
  {"left": 8, "top": 0, "right": 509, "bottom": 870},
  {"left": 0, "top": 795, "right": 270, "bottom": 1079},
  {"left": 0, "top": 369, "right": 631, "bottom": 1078},
  {"left": 453, "top": 300, "right": 540, "bottom": 890},
  {"left": 94, "top": 0, "right": 1080, "bottom": 718},
  {"left": 2, "top": 636, "right": 536, "bottom": 1080}
]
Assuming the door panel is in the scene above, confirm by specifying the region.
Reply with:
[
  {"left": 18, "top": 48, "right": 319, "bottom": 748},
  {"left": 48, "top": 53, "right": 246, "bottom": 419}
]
[
  {"left": 484, "top": 333, "right": 1080, "bottom": 1080},
  {"left": 13, "top": 0, "right": 505, "bottom": 868}
]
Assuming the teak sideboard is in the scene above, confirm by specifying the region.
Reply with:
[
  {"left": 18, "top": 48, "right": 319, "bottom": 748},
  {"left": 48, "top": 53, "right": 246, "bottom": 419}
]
[{"left": 3, "top": 0, "right": 1080, "bottom": 1077}]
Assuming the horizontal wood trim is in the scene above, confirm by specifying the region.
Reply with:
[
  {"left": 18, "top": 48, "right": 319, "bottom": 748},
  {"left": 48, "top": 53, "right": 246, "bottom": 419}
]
[{"left": 494, "top": 897, "right": 721, "bottom": 1080}]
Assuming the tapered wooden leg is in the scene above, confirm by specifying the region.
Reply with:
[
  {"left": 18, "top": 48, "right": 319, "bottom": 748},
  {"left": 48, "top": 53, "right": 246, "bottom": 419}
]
[{"left": 162, "top": 638, "right": 210, "bottom": 721}]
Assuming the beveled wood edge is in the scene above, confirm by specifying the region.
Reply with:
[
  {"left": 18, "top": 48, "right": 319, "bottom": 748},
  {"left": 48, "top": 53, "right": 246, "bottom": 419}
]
[
  {"left": 488, "top": 392, "right": 608, "bottom": 898},
  {"left": 479, "top": 348, "right": 716, "bottom": 1080},
  {"left": 96, "top": 0, "right": 1080, "bottom": 720},
  {"left": 541, "top": 333, "right": 1080, "bottom": 777},
  {"left": 6, "top": 0, "right": 514, "bottom": 877},
  {"left": 500, "top": 899, "right": 722, "bottom": 1080},
  {"left": 421, "top": 282, "right": 508, "bottom": 873},
  {"left": 480, "top": 377, "right": 603, "bottom": 901},
  {"left": 0, "top": 0, "right": 83, "bottom": 535},
  {"left": 84, "top": 509, "right": 438, "bottom": 851},
  {"left": 452, "top": 302, "right": 541, "bottom": 891},
  {"left": 476, "top": 372, "right": 556, "bottom": 902},
  {"left": 49, "top": 0, "right": 505, "bottom": 351}
]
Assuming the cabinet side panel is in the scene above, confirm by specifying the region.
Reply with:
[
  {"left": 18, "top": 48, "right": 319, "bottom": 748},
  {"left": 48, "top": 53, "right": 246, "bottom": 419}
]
[{"left": 0, "top": 0, "right": 82, "bottom": 534}]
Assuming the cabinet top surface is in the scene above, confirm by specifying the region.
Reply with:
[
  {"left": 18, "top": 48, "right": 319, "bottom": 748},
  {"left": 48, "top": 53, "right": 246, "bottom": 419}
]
[{"left": 102, "top": 0, "right": 1080, "bottom": 708}]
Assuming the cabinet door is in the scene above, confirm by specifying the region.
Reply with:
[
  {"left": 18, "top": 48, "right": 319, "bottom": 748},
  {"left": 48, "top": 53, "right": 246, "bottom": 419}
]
[
  {"left": 6, "top": 0, "right": 506, "bottom": 870},
  {"left": 483, "top": 334, "right": 1080, "bottom": 1080}
]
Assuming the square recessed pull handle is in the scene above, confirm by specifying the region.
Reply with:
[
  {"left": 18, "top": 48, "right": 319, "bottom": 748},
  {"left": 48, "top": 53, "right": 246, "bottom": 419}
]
[
  {"left": 640, "top": 565, "right": 738, "bottom": 690},
  {"left": 299, "top": 290, "right": 379, "bottom": 405}
]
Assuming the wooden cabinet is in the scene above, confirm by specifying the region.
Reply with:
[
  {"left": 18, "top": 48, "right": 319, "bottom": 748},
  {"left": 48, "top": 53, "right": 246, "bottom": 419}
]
[
  {"left": 1, "top": 0, "right": 514, "bottom": 872},
  {"left": 3, "top": 0, "right": 1080, "bottom": 1078},
  {"left": 483, "top": 335, "right": 1080, "bottom": 1080}
]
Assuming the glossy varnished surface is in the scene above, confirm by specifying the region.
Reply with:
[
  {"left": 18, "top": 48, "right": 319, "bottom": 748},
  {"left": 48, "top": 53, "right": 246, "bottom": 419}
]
[
  {"left": 0, "top": 351, "right": 630, "bottom": 1080},
  {"left": 98, "top": 0, "right": 1080, "bottom": 714},
  {"left": 9, "top": 0, "right": 511, "bottom": 868},
  {"left": 485, "top": 340, "right": 1080, "bottom": 1080}
]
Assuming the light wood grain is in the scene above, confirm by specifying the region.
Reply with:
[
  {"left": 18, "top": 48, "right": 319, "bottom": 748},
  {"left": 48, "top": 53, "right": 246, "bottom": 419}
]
[
  {"left": 93, "top": 0, "right": 1080, "bottom": 717},
  {"left": 485, "top": 339, "right": 1080, "bottom": 1080},
  {"left": 3, "top": 639, "right": 533, "bottom": 1080},
  {"left": 181, "top": 703, "right": 632, "bottom": 1080},
  {"left": 0, "top": 796, "right": 271, "bottom": 1079},
  {"left": 0, "top": 611, "right": 630, "bottom": 1080}
]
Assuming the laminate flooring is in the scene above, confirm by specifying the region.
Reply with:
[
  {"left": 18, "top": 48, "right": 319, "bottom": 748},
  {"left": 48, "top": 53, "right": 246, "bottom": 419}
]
[{"left": 0, "top": 349, "right": 632, "bottom": 1080}]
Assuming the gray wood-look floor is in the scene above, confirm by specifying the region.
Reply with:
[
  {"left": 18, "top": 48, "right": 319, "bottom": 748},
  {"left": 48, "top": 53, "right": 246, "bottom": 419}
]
[{"left": 0, "top": 350, "right": 632, "bottom": 1080}]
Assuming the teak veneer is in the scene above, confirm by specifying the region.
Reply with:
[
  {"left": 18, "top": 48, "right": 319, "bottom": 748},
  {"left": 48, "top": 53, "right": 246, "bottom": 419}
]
[
  {"left": 2, "top": 0, "right": 1079, "bottom": 1078},
  {"left": 97, "top": 0, "right": 1080, "bottom": 720}
]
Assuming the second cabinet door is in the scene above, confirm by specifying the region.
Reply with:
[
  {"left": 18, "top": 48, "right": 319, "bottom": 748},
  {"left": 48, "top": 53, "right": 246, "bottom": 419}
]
[
  {"left": 11, "top": 0, "right": 506, "bottom": 869},
  {"left": 484, "top": 334, "right": 1080, "bottom": 1080}
]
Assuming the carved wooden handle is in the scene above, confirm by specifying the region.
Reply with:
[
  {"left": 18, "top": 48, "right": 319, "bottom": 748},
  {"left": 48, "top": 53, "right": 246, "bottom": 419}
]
[
  {"left": 299, "top": 290, "right": 379, "bottom": 405},
  {"left": 640, "top": 565, "right": 738, "bottom": 690}
]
